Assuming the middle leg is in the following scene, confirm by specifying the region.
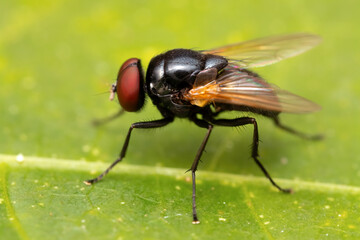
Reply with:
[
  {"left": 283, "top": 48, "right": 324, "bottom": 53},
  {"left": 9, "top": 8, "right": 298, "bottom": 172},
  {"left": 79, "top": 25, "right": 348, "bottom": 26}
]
[{"left": 189, "top": 116, "right": 213, "bottom": 224}]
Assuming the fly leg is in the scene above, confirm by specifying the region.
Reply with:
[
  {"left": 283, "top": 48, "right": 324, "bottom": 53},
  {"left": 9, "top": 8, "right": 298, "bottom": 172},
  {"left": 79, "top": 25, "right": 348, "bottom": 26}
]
[
  {"left": 188, "top": 117, "right": 214, "bottom": 224},
  {"left": 84, "top": 117, "right": 174, "bottom": 185},
  {"left": 208, "top": 116, "right": 292, "bottom": 193},
  {"left": 92, "top": 109, "right": 125, "bottom": 127},
  {"left": 273, "top": 116, "right": 323, "bottom": 140}
]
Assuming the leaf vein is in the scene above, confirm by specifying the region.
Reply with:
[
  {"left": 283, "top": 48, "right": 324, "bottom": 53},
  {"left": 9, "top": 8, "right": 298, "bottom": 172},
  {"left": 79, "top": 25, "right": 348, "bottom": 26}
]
[{"left": 0, "top": 163, "right": 30, "bottom": 240}]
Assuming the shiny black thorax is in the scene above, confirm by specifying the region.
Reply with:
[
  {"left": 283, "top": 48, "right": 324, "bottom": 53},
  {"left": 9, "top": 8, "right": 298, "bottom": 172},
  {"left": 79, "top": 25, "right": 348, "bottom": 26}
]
[{"left": 146, "top": 49, "right": 227, "bottom": 118}]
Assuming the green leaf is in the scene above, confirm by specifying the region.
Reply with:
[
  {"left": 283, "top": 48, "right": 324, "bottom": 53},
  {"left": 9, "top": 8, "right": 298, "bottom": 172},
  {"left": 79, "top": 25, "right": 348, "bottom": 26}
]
[
  {"left": 1, "top": 154, "right": 360, "bottom": 240},
  {"left": 1, "top": 0, "right": 360, "bottom": 239}
]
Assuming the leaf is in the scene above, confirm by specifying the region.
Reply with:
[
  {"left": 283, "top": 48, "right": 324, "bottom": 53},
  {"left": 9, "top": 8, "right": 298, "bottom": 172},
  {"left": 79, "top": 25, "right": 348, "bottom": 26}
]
[
  {"left": 1, "top": 0, "right": 360, "bottom": 239},
  {"left": 0, "top": 154, "right": 359, "bottom": 240}
]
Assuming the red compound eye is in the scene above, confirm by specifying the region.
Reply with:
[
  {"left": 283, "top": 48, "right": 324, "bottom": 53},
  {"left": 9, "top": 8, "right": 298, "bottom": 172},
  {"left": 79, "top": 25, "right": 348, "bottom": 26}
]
[{"left": 116, "top": 58, "right": 145, "bottom": 112}]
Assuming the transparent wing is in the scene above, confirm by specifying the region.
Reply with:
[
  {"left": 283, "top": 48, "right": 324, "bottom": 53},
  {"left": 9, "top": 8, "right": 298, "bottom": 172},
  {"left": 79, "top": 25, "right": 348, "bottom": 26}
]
[
  {"left": 183, "top": 68, "right": 321, "bottom": 113},
  {"left": 203, "top": 33, "right": 321, "bottom": 68}
]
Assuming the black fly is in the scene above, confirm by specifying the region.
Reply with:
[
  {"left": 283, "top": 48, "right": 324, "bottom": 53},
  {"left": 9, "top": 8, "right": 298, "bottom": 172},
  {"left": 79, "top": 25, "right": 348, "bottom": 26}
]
[{"left": 84, "top": 33, "right": 322, "bottom": 224}]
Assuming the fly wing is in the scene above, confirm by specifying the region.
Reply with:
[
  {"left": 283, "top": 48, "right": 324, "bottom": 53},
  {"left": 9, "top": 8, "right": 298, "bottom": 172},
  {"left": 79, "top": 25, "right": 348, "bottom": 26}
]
[
  {"left": 203, "top": 33, "right": 321, "bottom": 68},
  {"left": 183, "top": 67, "right": 321, "bottom": 113}
]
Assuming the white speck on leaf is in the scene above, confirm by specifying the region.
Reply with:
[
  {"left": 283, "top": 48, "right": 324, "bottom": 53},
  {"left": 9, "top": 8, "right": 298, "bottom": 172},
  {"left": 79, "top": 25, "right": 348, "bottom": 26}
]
[
  {"left": 16, "top": 153, "right": 24, "bottom": 163},
  {"left": 280, "top": 157, "right": 288, "bottom": 165}
]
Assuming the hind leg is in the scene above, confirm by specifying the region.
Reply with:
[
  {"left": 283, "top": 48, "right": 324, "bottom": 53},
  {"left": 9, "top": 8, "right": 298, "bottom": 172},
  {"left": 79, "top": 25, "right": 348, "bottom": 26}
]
[
  {"left": 208, "top": 116, "right": 292, "bottom": 193},
  {"left": 272, "top": 116, "right": 323, "bottom": 140}
]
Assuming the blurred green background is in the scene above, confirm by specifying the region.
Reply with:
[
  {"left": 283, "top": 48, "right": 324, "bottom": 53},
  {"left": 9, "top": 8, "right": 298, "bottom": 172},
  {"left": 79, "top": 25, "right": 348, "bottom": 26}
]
[
  {"left": 1, "top": 0, "right": 359, "bottom": 184},
  {"left": 1, "top": 0, "right": 360, "bottom": 239}
]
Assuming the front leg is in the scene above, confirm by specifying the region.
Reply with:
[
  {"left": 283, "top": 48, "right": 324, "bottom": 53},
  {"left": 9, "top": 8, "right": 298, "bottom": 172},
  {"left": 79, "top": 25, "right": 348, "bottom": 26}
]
[{"left": 84, "top": 117, "right": 174, "bottom": 185}]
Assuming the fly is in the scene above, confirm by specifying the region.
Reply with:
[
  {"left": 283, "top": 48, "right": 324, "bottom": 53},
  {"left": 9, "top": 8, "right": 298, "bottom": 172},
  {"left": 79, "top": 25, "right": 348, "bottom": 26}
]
[{"left": 84, "top": 33, "right": 322, "bottom": 224}]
